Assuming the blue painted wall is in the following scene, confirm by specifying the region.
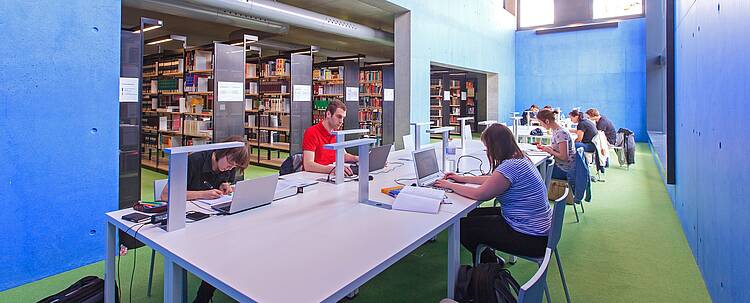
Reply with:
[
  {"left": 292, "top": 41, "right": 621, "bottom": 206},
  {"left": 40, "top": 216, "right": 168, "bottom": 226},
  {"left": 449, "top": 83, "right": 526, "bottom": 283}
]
[
  {"left": 388, "top": 0, "right": 516, "bottom": 142},
  {"left": 674, "top": 0, "right": 750, "bottom": 302},
  {"left": 515, "top": 18, "right": 647, "bottom": 141},
  {"left": 0, "top": 1, "right": 120, "bottom": 291}
]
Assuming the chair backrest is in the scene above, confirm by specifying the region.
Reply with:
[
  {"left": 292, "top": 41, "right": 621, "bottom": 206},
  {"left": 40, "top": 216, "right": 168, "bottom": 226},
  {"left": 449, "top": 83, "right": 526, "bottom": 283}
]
[
  {"left": 547, "top": 187, "right": 569, "bottom": 249},
  {"left": 544, "top": 158, "right": 555, "bottom": 191},
  {"left": 518, "top": 248, "right": 553, "bottom": 303},
  {"left": 403, "top": 133, "right": 415, "bottom": 151},
  {"left": 153, "top": 179, "right": 168, "bottom": 201}
]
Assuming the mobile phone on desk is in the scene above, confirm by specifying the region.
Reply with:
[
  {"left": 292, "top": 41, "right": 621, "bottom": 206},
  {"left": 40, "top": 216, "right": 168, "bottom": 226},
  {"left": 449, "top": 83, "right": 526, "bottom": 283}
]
[{"left": 122, "top": 212, "right": 150, "bottom": 223}]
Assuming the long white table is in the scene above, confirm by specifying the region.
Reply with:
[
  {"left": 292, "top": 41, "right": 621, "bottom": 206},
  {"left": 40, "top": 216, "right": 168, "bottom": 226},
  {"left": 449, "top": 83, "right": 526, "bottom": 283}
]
[{"left": 104, "top": 139, "right": 549, "bottom": 303}]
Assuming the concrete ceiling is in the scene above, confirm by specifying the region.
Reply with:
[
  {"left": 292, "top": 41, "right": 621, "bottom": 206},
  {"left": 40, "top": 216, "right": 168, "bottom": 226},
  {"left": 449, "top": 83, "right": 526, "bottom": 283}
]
[{"left": 122, "top": 0, "right": 396, "bottom": 60}]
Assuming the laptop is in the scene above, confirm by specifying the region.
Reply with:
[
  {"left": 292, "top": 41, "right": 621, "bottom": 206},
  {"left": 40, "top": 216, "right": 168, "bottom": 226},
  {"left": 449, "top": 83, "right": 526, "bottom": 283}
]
[
  {"left": 412, "top": 147, "right": 445, "bottom": 187},
  {"left": 351, "top": 144, "right": 393, "bottom": 175},
  {"left": 211, "top": 174, "right": 279, "bottom": 215}
]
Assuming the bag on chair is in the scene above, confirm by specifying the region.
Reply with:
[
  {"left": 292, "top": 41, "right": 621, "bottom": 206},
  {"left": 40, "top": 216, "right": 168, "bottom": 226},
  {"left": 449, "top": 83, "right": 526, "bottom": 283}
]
[{"left": 454, "top": 263, "right": 520, "bottom": 303}]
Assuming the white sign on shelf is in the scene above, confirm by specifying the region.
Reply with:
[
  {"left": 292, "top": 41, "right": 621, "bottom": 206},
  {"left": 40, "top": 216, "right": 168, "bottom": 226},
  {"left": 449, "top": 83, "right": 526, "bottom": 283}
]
[
  {"left": 217, "top": 81, "right": 244, "bottom": 102},
  {"left": 443, "top": 91, "right": 450, "bottom": 101},
  {"left": 383, "top": 88, "right": 394, "bottom": 101},
  {"left": 461, "top": 91, "right": 467, "bottom": 101},
  {"left": 119, "top": 77, "right": 139, "bottom": 102},
  {"left": 346, "top": 87, "right": 359, "bottom": 101},
  {"left": 293, "top": 85, "right": 312, "bottom": 102}
]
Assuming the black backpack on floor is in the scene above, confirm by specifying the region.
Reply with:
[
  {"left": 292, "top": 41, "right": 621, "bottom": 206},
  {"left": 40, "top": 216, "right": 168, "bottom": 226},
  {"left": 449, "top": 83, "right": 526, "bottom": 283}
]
[
  {"left": 455, "top": 263, "right": 520, "bottom": 303},
  {"left": 37, "top": 276, "right": 119, "bottom": 303}
]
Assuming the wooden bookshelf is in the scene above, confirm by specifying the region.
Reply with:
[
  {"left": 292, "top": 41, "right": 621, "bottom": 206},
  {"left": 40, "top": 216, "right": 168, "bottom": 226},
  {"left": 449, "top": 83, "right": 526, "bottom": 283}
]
[
  {"left": 428, "top": 74, "right": 479, "bottom": 136},
  {"left": 312, "top": 63, "right": 346, "bottom": 125}
]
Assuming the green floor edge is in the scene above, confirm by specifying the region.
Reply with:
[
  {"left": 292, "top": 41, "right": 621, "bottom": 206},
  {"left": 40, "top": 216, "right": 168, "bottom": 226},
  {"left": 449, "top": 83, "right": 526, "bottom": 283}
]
[{"left": 0, "top": 143, "right": 710, "bottom": 302}]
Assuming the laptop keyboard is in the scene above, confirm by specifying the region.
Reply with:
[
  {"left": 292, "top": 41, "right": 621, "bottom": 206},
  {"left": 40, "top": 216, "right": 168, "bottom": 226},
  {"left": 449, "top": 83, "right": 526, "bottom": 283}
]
[{"left": 213, "top": 202, "right": 231, "bottom": 213}]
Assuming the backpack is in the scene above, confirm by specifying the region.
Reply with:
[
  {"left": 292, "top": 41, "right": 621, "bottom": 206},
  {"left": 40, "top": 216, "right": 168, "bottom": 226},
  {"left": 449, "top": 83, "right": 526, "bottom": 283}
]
[
  {"left": 455, "top": 263, "right": 520, "bottom": 303},
  {"left": 279, "top": 153, "right": 304, "bottom": 176},
  {"left": 37, "top": 276, "right": 119, "bottom": 303}
]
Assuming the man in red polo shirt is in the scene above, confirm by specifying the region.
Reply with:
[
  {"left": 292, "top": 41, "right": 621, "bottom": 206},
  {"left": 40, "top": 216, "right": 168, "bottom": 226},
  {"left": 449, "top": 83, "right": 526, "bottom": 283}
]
[{"left": 302, "top": 100, "right": 358, "bottom": 175}]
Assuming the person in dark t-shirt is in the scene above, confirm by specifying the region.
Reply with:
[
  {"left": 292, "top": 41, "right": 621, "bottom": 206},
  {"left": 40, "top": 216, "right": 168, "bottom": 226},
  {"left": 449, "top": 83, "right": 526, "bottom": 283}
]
[
  {"left": 569, "top": 109, "right": 597, "bottom": 153},
  {"left": 586, "top": 108, "right": 616, "bottom": 145}
]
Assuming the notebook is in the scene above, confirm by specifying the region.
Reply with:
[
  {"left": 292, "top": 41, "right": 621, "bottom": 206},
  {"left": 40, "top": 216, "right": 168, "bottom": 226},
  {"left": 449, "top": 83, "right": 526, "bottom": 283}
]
[{"left": 392, "top": 186, "right": 444, "bottom": 214}]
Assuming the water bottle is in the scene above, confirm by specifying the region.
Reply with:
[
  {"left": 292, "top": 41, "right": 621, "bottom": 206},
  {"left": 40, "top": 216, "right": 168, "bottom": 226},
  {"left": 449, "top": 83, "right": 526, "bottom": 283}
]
[{"left": 445, "top": 140, "right": 458, "bottom": 172}]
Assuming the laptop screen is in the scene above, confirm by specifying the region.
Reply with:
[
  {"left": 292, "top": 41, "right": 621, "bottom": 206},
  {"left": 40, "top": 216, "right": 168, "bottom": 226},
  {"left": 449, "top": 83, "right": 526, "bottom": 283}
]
[{"left": 414, "top": 148, "right": 440, "bottom": 179}]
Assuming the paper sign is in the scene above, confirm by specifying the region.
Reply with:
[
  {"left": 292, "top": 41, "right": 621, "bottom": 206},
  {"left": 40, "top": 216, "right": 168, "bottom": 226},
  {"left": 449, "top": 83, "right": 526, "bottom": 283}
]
[
  {"left": 443, "top": 91, "right": 450, "bottom": 101},
  {"left": 293, "top": 85, "right": 311, "bottom": 102},
  {"left": 217, "top": 81, "right": 243, "bottom": 102},
  {"left": 346, "top": 86, "right": 359, "bottom": 101},
  {"left": 119, "top": 77, "right": 139, "bottom": 102},
  {"left": 461, "top": 91, "right": 467, "bottom": 101},
  {"left": 383, "top": 88, "right": 394, "bottom": 101}
]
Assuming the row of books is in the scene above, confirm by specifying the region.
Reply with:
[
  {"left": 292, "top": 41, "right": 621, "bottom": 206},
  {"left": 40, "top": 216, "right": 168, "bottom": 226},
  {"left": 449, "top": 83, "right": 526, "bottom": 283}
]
[
  {"left": 466, "top": 80, "right": 476, "bottom": 97},
  {"left": 245, "top": 82, "right": 259, "bottom": 95},
  {"left": 259, "top": 82, "right": 288, "bottom": 93},
  {"left": 360, "top": 70, "right": 382, "bottom": 82},
  {"left": 358, "top": 108, "right": 382, "bottom": 121},
  {"left": 184, "top": 74, "right": 211, "bottom": 93},
  {"left": 259, "top": 97, "right": 289, "bottom": 112},
  {"left": 314, "top": 84, "right": 343, "bottom": 95},
  {"left": 158, "top": 59, "right": 184, "bottom": 75},
  {"left": 450, "top": 80, "right": 461, "bottom": 89},
  {"left": 360, "top": 83, "right": 382, "bottom": 95},
  {"left": 257, "top": 131, "right": 285, "bottom": 145},
  {"left": 313, "top": 67, "right": 342, "bottom": 81},
  {"left": 359, "top": 96, "right": 382, "bottom": 108},
  {"left": 260, "top": 59, "right": 290, "bottom": 77},
  {"left": 359, "top": 123, "right": 383, "bottom": 138},
  {"left": 158, "top": 78, "right": 183, "bottom": 94},
  {"left": 183, "top": 119, "right": 212, "bottom": 137},
  {"left": 186, "top": 50, "right": 212, "bottom": 71}
]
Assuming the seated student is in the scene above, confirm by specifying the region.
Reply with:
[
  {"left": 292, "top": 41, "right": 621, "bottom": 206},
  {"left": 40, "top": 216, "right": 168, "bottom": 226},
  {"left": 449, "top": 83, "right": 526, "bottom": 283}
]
[
  {"left": 520, "top": 104, "right": 539, "bottom": 125},
  {"left": 537, "top": 109, "right": 576, "bottom": 180},
  {"left": 586, "top": 108, "right": 616, "bottom": 145},
  {"left": 433, "top": 124, "right": 551, "bottom": 262},
  {"left": 302, "top": 100, "right": 358, "bottom": 176},
  {"left": 157, "top": 136, "right": 250, "bottom": 303},
  {"left": 568, "top": 109, "right": 597, "bottom": 153}
]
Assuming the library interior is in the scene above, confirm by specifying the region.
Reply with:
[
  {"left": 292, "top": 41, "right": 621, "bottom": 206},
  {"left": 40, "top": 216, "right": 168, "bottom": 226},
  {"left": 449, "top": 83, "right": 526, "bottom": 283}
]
[{"left": 1, "top": 0, "right": 747, "bottom": 302}]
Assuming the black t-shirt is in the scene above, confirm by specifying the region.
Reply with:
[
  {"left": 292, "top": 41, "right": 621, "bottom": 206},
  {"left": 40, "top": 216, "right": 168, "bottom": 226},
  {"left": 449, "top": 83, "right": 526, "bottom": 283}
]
[
  {"left": 596, "top": 116, "right": 617, "bottom": 145},
  {"left": 186, "top": 150, "right": 238, "bottom": 191},
  {"left": 576, "top": 118, "right": 598, "bottom": 143}
]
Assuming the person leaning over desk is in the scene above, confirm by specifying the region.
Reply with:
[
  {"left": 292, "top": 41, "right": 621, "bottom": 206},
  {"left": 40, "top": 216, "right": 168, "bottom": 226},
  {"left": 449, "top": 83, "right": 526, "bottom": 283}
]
[
  {"left": 568, "top": 109, "right": 598, "bottom": 153},
  {"left": 156, "top": 136, "right": 251, "bottom": 303},
  {"left": 158, "top": 136, "right": 251, "bottom": 201},
  {"left": 433, "top": 124, "right": 552, "bottom": 262},
  {"left": 301, "top": 99, "right": 358, "bottom": 176}
]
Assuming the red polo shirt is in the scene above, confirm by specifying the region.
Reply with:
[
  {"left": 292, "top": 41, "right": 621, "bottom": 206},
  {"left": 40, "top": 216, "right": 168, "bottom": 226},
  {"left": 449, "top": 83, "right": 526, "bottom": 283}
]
[{"left": 302, "top": 122, "right": 337, "bottom": 165}]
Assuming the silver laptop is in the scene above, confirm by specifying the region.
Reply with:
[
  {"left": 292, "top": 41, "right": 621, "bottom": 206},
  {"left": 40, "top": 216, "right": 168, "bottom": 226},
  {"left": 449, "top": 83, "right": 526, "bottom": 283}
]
[
  {"left": 412, "top": 147, "right": 444, "bottom": 187},
  {"left": 351, "top": 144, "right": 393, "bottom": 175},
  {"left": 211, "top": 174, "right": 279, "bottom": 214}
]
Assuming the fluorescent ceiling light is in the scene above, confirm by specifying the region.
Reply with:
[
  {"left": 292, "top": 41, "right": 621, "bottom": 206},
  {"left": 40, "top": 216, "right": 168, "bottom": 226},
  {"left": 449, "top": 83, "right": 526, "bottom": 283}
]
[{"left": 133, "top": 24, "right": 162, "bottom": 34}]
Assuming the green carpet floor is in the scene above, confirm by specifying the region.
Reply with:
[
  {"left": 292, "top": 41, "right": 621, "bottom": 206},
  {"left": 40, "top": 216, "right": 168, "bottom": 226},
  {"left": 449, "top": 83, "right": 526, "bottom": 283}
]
[{"left": 0, "top": 143, "right": 710, "bottom": 302}]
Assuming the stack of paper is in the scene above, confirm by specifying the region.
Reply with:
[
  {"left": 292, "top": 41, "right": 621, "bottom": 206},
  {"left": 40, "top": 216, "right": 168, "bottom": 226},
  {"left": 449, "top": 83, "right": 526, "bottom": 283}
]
[{"left": 392, "top": 186, "right": 444, "bottom": 214}]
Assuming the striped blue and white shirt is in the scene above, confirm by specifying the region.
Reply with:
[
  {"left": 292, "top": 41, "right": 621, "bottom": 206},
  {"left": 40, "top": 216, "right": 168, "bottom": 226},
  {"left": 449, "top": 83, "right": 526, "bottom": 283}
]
[{"left": 495, "top": 158, "right": 552, "bottom": 236}]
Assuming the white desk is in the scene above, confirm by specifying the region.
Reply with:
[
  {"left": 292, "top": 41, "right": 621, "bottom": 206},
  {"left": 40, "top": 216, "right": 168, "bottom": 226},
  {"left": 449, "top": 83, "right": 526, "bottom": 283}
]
[
  {"left": 515, "top": 126, "right": 578, "bottom": 144},
  {"left": 104, "top": 140, "right": 550, "bottom": 303}
]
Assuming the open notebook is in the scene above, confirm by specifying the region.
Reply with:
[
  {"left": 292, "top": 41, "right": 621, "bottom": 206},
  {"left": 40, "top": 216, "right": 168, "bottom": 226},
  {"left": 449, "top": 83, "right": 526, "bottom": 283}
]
[{"left": 392, "top": 186, "right": 445, "bottom": 214}]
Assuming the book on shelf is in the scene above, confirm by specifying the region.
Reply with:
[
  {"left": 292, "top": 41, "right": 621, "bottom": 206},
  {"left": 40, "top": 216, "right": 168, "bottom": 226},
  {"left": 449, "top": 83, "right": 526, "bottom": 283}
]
[
  {"left": 245, "top": 63, "right": 258, "bottom": 78},
  {"left": 157, "top": 78, "right": 183, "bottom": 94},
  {"left": 313, "top": 67, "right": 342, "bottom": 80},
  {"left": 245, "top": 82, "right": 259, "bottom": 94},
  {"left": 359, "top": 82, "right": 382, "bottom": 95},
  {"left": 186, "top": 50, "right": 212, "bottom": 71},
  {"left": 184, "top": 74, "right": 211, "bottom": 93},
  {"left": 314, "top": 83, "right": 343, "bottom": 95},
  {"left": 158, "top": 59, "right": 184, "bottom": 75},
  {"left": 360, "top": 70, "right": 382, "bottom": 82},
  {"left": 260, "top": 81, "right": 288, "bottom": 93},
  {"left": 466, "top": 80, "right": 475, "bottom": 97},
  {"left": 260, "top": 58, "right": 290, "bottom": 77}
]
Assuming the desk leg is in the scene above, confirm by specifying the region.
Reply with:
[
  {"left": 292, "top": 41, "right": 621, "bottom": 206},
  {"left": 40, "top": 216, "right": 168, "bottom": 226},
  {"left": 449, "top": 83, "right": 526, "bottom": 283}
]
[
  {"left": 105, "top": 222, "right": 116, "bottom": 303},
  {"left": 447, "top": 221, "right": 460, "bottom": 299},
  {"left": 164, "top": 257, "right": 186, "bottom": 303}
]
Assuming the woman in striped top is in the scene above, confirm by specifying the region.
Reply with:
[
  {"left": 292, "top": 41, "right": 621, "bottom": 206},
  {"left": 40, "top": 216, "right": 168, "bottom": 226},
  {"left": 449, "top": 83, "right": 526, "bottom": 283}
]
[{"left": 434, "top": 124, "right": 552, "bottom": 261}]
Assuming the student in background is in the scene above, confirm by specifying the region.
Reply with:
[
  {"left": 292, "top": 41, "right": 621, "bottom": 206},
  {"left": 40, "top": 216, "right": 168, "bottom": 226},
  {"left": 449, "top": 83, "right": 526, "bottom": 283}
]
[
  {"left": 158, "top": 136, "right": 250, "bottom": 201},
  {"left": 156, "top": 136, "right": 250, "bottom": 303},
  {"left": 301, "top": 100, "right": 358, "bottom": 176},
  {"left": 586, "top": 108, "right": 617, "bottom": 145},
  {"left": 521, "top": 104, "right": 539, "bottom": 125},
  {"left": 433, "top": 124, "right": 551, "bottom": 262},
  {"left": 568, "top": 109, "right": 597, "bottom": 153},
  {"left": 537, "top": 109, "right": 577, "bottom": 180}
]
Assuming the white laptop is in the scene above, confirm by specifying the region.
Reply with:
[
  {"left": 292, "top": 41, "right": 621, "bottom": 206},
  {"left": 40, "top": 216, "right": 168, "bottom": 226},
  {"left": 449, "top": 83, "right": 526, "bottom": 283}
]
[
  {"left": 412, "top": 147, "right": 444, "bottom": 187},
  {"left": 211, "top": 174, "right": 279, "bottom": 215}
]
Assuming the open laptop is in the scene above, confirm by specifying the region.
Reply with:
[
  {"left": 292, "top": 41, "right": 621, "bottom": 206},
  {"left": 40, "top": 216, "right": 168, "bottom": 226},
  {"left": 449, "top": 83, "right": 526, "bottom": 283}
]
[
  {"left": 211, "top": 174, "right": 279, "bottom": 215},
  {"left": 412, "top": 147, "right": 444, "bottom": 187},
  {"left": 351, "top": 144, "right": 392, "bottom": 175}
]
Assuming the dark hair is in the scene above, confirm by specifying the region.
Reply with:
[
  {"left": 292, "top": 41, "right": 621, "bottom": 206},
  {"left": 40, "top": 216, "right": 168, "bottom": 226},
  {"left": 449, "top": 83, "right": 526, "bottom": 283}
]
[
  {"left": 214, "top": 136, "right": 250, "bottom": 169},
  {"left": 543, "top": 105, "right": 552, "bottom": 109},
  {"left": 480, "top": 124, "right": 525, "bottom": 169},
  {"left": 530, "top": 104, "right": 538, "bottom": 109},
  {"left": 536, "top": 108, "right": 556, "bottom": 123},
  {"left": 586, "top": 108, "right": 600, "bottom": 117},
  {"left": 568, "top": 109, "right": 581, "bottom": 118},
  {"left": 326, "top": 100, "right": 347, "bottom": 116}
]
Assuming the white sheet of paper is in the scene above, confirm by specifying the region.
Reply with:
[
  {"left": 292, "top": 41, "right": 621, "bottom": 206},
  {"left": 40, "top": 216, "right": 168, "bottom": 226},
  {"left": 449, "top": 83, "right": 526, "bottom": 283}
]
[
  {"left": 383, "top": 88, "right": 394, "bottom": 101},
  {"left": 443, "top": 91, "right": 450, "bottom": 101},
  {"left": 293, "top": 85, "right": 311, "bottom": 102},
  {"left": 346, "top": 86, "right": 359, "bottom": 101},
  {"left": 217, "top": 81, "right": 244, "bottom": 102},
  {"left": 461, "top": 91, "right": 467, "bottom": 101},
  {"left": 196, "top": 195, "right": 232, "bottom": 206},
  {"left": 119, "top": 77, "right": 139, "bottom": 102}
]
